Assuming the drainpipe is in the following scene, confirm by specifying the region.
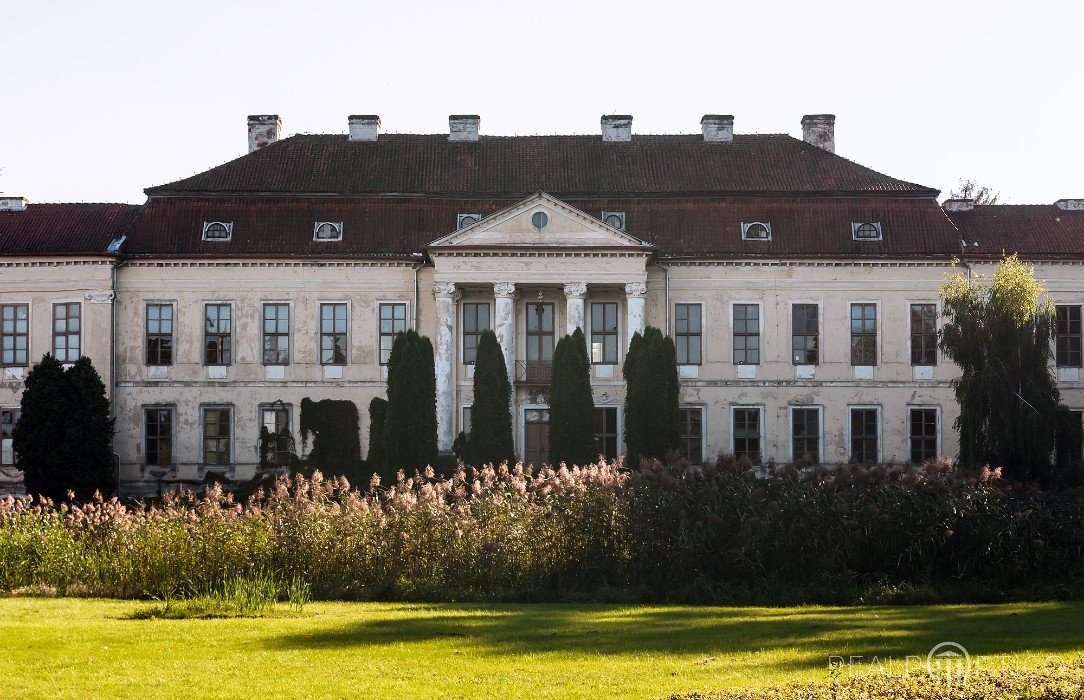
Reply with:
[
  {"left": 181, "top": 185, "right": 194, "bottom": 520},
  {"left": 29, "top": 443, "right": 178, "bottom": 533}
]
[
  {"left": 652, "top": 257, "right": 670, "bottom": 334},
  {"left": 110, "top": 258, "right": 125, "bottom": 492},
  {"left": 412, "top": 255, "right": 425, "bottom": 329}
]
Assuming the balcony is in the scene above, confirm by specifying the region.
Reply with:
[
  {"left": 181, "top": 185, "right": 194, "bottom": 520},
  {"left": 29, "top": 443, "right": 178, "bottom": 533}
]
[{"left": 515, "top": 360, "right": 553, "bottom": 385}]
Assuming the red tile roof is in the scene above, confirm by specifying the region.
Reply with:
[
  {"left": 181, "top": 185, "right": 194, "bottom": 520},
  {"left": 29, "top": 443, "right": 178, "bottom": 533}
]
[
  {"left": 122, "top": 195, "right": 960, "bottom": 259},
  {"left": 0, "top": 203, "right": 140, "bottom": 256},
  {"left": 144, "top": 133, "right": 937, "bottom": 198},
  {"left": 947, "top": 205, "right": 1084, "bottom": 259}
]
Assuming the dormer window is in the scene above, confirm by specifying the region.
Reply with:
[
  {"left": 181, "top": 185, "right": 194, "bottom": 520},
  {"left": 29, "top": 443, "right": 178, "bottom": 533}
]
[
  {"left": 742, "top": 222, "right": 771, "bottom": 241},
  {"left": 602, "top": 211, "right": 626, "bottom": 231},
  {"left": 457, "top": 213, "right": 481, "bottom": 230},
  {"left": 314, "top": 221, "right": 343, "bottom": 241},
  {"left": 852, "top": 222, "right": 883, "bottom": 241},
  {"left": 202, "top": 222, "right": 233, "bottom": 241}
]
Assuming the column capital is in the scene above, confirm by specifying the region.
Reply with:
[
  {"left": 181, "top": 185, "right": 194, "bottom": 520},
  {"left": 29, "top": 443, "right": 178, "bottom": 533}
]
[
  {"left": 563, "top": 282, "right": 588, "bottom": 299},
  {"left": 493, "top": 281, "right": 516, "bottom": 298},
  {"left": 624, "top": 281, "right": 648, "bottom": 298},
  {"left": 433, "top": 281, "right": 460, "bottom": 300}
]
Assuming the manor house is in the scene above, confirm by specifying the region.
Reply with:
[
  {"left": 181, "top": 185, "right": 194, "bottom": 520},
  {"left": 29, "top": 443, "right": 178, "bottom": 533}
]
[{"left": 1, "top": 113, "right": 1082, "bottom": 495}]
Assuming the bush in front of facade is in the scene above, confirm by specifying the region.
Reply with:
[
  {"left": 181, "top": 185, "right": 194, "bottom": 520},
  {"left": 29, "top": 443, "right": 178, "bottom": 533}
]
[
  {"left": 297, "top": 398, "right": 363, "bottom": 481},
  {"left": 548, "top": 329, "right": 597, "bottom": 467},
  {"left": 383, "top": 330, "right": 438, "bottom": 473},
  {"left": 466, "top": 329, "right": 514, "bottom": 467},
  {"left": 623, "top": 327, "right": 680, "bottom": 467}
]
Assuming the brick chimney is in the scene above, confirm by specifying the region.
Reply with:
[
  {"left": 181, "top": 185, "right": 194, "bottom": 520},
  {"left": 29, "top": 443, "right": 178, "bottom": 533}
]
[
  {"left": 601, "top": 115, "right": 632, "bottom": 142},
  {"left": 801, "top": 114, "right": 835, "bottom": 153},
  {"left": 701, "top": 115, "right": 734, "bottom": 143},
  {"left": 0, "top": 197, "right": 28, "bottom": 212},
  {"left": 247, "top": 115, "right": 282, "bottom": 153},
  {"left": 449, "top": 115, "right": 480, "bottom": 142},
  {"left": 348, "top": 115, "right": 381, "bottom": 142}
]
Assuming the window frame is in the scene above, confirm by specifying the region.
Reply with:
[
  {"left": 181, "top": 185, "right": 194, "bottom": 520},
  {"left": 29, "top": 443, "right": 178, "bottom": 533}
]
[
  {"left": 909, "top": 301, "right": 939, "bottom": 366},
  {"left": 790, "top": 301, "right": 820, "bottom": 365},
  {"left": 678, "top": 405, "right": 705, "bottom": 466},
  {"left": 1056, "top": 304, "right": 1083, "bottom": 368},
  {"left": 731, "top": 301, "right": 762, "bottom": 366},
  {"left": 200, "top": 404, "right": 233, "bottom": 468},
  {"left": 590, "top": 301, "right": 620, "bottom": 365},
  {"left": 258, "top": 403, "right": 293, "bottom": 468},
  {"left": 319, "top": 301, "right": 350, "bottom": 366},
  {"left": 730, "top": 405, "right": 764, "bottom": 465},
  {"left": 457, "top": 213, "right": 481, "bottom": 230},
  {"left": 1, "top": 405, "right": 21, "bottom": 470},
  {"left": 601, "top": 211, "right": 626, "bottom": 231},
  {"left": 908, "top": 406, "right": 941, "bottom": 464},
  {"left": 201, "top": 221, "right": 233, "bottom": 241},
  {"left": 789, "top": 405, "right": 823, "bottom": 464},
  {"left": 144, "top": 302, "right": 176, "bottom": 367},
  {"left": 849, "top": 301, "right": 879, "bottom": 366},
  {"left": 848, "top": 405, "right": 881, "bottom": 464},
  {"left": 261, "top": 302, "right": 291, "bottom": 366},
  {"left": 461, "top": 301, "right": 491, "bottom": 366},
  {"left": 674, "top": 302, "right": 703, "bottom": 366},
  {"left": 142, "top": 405, "right": 174, "bottom": 468},
  {"left": 851, "top": 222, "right": 883, "bottom": 241},
  {"left": 0, "top": 303, "right": 30, "bottom": 368},
  {"left": 741, "top": 221, "right": 772, "bottom": 241},
  {"left": 51, "top": 300, "right": 82, "bottom": 364},
  {"left": 378, "top": 301, "right": 409, "bottom": 366},
  {"left": 594, "top": 405, "right": 620, "bottom": 462},
  {"left": 313, "top": 221, "right": 343, "bottom": 242},
  {"left": 202, "top": 302, "right": 233, "bottom": 366}
]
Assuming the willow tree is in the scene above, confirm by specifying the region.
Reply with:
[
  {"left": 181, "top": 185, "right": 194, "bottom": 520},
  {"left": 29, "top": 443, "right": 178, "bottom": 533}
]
[{"left": 940, "top": 255, "right": 1061, "bottom": 481}]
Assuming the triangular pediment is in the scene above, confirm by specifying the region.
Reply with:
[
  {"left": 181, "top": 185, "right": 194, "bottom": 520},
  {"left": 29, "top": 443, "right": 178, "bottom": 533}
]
[{"left": 428, "top": 192, "right": 649, "bottom": 249}]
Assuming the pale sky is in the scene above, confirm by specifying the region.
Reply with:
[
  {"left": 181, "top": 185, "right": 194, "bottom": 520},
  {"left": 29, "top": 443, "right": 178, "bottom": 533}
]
[{"left": 1, "top": 0, "right": 1081, "bottom": 205}]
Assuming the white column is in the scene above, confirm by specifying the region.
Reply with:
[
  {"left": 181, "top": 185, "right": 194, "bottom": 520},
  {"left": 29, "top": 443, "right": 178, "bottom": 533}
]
[
  {"left": 493, "top": 282, "right": 516, "bottom": 383},
  {"left": 564, "top": 282, "right": 587, "bottom": 336},
  {"left": 433, "top": 281, "right": 459, "bottom": 453},
  {"left": 625, "top": 282, "right": 647, "bottom": 344}
]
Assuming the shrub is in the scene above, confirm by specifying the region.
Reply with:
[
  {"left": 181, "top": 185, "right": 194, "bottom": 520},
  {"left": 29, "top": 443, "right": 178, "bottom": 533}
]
[
  {"left": 467, "top": 329, "right": 514, "bottom": 467},
  {"left": 623, "top": 327, "right": 680, "bottom": 467},
  {"left": 298, "top": 398, "right": 362, "bottom": 481},
  {"left": 548, "top": 329, "right": 597, "bottom": 467},
  {"left": 384, "top": 330, "right": 438, "bottom": 472},
  {"left": 367, "top": 397, "right": 388, "bottom": 480}
]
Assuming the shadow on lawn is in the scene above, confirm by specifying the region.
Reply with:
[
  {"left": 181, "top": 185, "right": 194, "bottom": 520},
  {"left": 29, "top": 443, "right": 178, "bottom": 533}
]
[{"left": 268, "top": 601, "right": 1084, "bottom": 670}]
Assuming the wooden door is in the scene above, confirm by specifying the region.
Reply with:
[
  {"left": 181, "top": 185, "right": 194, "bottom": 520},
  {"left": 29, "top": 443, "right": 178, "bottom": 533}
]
[{"left": 524, "top": 408, "right": 550, "bottom": 467}]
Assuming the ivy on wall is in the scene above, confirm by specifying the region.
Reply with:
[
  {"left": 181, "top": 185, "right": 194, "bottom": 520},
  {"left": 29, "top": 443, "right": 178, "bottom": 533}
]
[{"left": 298, "top": 398, "right": 363, "bottom": 479}]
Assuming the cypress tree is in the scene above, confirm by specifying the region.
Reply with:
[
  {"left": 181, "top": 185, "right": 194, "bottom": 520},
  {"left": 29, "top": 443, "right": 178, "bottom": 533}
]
[
  {"left": 623, "top": 327, "right": 680, "bottom": 467},
  {"left": 623, "top": 331, "right": 645, "bottom": 466},
  {"left": 65, "top": 357, "right": 117, "bottom": 499},
  {"left": 367, "top": 396, "right": 388, "bottom": 480},
  {"left": 548, "top": 328, "right": 596, "bottom": 466},
  {"left": 383, "top": 330, "right": 438, "bottom": 472},
  {"left": 467, "top": 329, "right": 514, "bottom": 466}
]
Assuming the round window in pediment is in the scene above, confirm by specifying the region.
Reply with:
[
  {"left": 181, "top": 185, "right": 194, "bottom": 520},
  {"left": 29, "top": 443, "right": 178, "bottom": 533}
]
[{"left": 531, "top": 211, "right": 549, "bottom": 230}]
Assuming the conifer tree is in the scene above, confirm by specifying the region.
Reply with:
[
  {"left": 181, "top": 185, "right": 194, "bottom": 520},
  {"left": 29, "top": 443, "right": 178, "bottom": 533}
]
[
  {"left": 467, "top": 329, "right": 514, "bottom": 466},
  {"left": 383, "top": 330, "right": 438, "bottom": 471},
  {"left": 367, "top": 396, "right": 388, "bottom": 479},
  {"left": 65, "top": 357, "right": 117, "bottom": 499},
  {"left": 548, "top": 328, "right": 596, "bottom": 466},
  {"left": 623, "top": 327, "right": 680, "bottom": 467}
]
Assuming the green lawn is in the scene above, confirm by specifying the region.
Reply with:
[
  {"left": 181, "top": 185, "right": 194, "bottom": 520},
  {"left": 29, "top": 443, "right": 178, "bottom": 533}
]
[{"left": 1, "top": 598, "right": 1082, "bottom": 699}]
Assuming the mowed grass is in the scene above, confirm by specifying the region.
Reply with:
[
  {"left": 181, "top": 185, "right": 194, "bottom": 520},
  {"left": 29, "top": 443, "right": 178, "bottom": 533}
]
[{"left": 1, "top": 598, "right": 1083, "bottom": 700}]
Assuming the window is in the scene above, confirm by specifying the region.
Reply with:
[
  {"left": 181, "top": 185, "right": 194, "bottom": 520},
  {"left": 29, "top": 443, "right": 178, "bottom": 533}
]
[
  {"left": 314, "top": 221, "right": 343, "bottom": 241},
  {"left": 910, "top": 303, "right": 938, "bottom": 365},
  {"left": 203, "top": 304, "right": 232, "bottom": 366},
  {"left": 595, "top": 407, "right": 619, "bottom": 461},
  {"left": 792, "top": 304, "right": 819, "bottom": 364},
  {"left": 202, "top": 407, "right": 232, "bottom": 466},
  {"left": 679, "top": 407, "right": 703, "bottom": 465},
  {"left": 732, "top": 407, "right": 761, "bottom": 464},
  {"left": 1, "top": 407, "right": 20, "bottom": 469},
  {"left": 850, "top": 407, "right": 879, "bottom": 464},
  {"left": 733, "top": 304, "right": 760, "bottom": 365},
  {"left": 52, "top": 303, "right": 81, "bottom": 363},
  {"left": 602, "top": 211, "right": 626, "bottom": 231},
  {"left": 262, "top": 303, "right": 290, "bottom": 365},
  {"left": 531, "top": 211, "right": 549, "bottom": 230},
  {"left": 462, "top": 302, "right": 490, "bottom": 365},
  {"left": 379, "top": 302, "right": 407, "bottom": 365},
  {"left": 202, "top": 221, "right": 232, "bottom": 241},
  {"left": 1056, "top": 305, "right": 1083, "bottom": 367},
  {"left": 850, "top": 303, "right": 877, "bottom": 365},
  {"left": 457, "top": 213, "right": 481, "bottom": 229},
  {"left": 144, "top": 407, "right": 172, "bottom": 467},
  {"left": 742, "top": 222, "right": 771, "bottom": 240},
  {"left": 320, "top": 303, "right": 348, "bottom": 365},
  {"left": 675, "top": 304, "right": 702, "bottom": 365},
  {"left": 145, "top": 304, "right": 174, "bottom": 366},
  {"left": 591, "top": 302, "right": 619, "bottom": 364},
  {"left": 461, "top": 407, "right": 472, "bottom": 436},
  {"left": 1056, "top": 410, "right": 1083, "bottom": 470},
  {"left": 260, "top": 405, "right": 292, "bottom": 467},
  {"left": 909, "top": 408, "right": 939, "bottom": 463},
  {"left": 791, "top": 407, "right": 821, "bottom": 464},
  {"left": 0, "top": 304, "right": 28, "bottom": 367},
  {"left": 852, "top": 222, "right": 883, "bottom": 240}
]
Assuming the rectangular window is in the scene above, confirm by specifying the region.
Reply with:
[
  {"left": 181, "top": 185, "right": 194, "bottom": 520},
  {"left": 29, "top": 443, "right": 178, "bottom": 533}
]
[
  {"left": 850, "top": 303, "right": 877, "bottom": 366},
  {"left": 675, "top": 303, "right": 702, "bottom": 365},
  {"left": 909, "top": 408, "right": 939, "bottom": 463},
  {"left": 320, "top": 303, "right": 348, "bottom": 365},
  {"left": 732, "top": 407, "right": 761, "bottom": 464},
  {"left": 679, "top": 407, "right": 703, "bottom": 465},
  {"left": 910, "top": 303, "right": 938, "bottom": 365},
  {"left": 850, "top": 407, "right": 879, "bottom": 464},
  {"left": 462, "top": 406, "right": 472, "bottom": 437},
  {"left": 260, "top": 405, "right": 291, "bottom": 467},
  {"left": 202, "top": 407, "right": 232, "bottom": 466},
  {"left": 791, "top": 407, "right": 820, "bottom": 464},
  {"left": 595, "top": 407, "right": 619, "bottom": 461},
  {"left": 145, "top": 303, "right": 174, "bottom": 366},
  {"left": 262, "top": 303, "right": 290, "bottom": 365},
  {"left": 591, "top": 302, "right": 619, "bottom": 364},
  {"left": 733, "top": 304, "right": 760, "bottom": 365},
  {"left": 52, "top": 303, "right": 81, "bottom": 363},
  {"left": 1, "top": 304, "right": 29, "bottom": 367},
  {"left": 1, "top": 407, "right": 20, "bottom": 469},
  {"left": 1056, "top": 410, "right": 1083, "bottom": 470},
  {"left": 144, "top": 407, "right": 173, "bottom": 467},
  {"left": 203, "top": 303, "right": 232, "bottom": 366},
  {"left": 379, "top": 302, "right": 407, "bottom": 365},
  {"left": 462, "top": 302, "right": 490, "bottom": 365},
  {"left": 792, "top": 304, "right": 819, "bottom": 365},
  {"left": 1056, "top": 305, "right": 1083, "bottom": 367}
]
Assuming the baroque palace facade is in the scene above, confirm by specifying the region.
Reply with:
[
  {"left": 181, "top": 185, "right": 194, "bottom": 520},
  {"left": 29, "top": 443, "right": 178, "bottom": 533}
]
[{"left": 1, "top": 113, "right": 1082, "bottom": 495}]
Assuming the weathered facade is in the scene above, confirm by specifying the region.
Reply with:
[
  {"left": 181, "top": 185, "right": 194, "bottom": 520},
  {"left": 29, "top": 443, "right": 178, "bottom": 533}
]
[{"left": 1, "top": 114, "right": 1082, "bottom": 495}]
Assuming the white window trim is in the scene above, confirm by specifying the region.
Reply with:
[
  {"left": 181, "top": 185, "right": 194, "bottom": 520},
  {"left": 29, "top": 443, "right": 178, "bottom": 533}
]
[
  {"left": 521, "top": 296, "right": 560, "bottom": 362},
  {"left": 51, "top": 299, "right": 84, "bottom": 363},
  {"left": 202, "top": 301, "right": 235, "bottom": 367},
  {"left": 788, "top": 300, "right": 822, "bottom": 366},
  {"left": 847, "top": 404, "right": 882, "bottom": 463},
  {"left": 460, "top": 299, "right": 492, "bottom": 366},
  {"left": 1054, "top": 301, "right": 1084, "bottom": 369},
  {"left": 593, "top": 404, "right": 623, "bottom": 461},
  {"left": 260, "top": 300, "right": 293, "bottom": 366},
  {"left": 729, "top": 301, "right": 763, "bottom": 366},
  {"left": 601, "top": 211, "right": 626, "bottom": 231},
  {"left": 141, "top": 403, "right": 176, "bottom": 470},
  {"left": 1, "top": 403, "right": 22, "bottom": 474},
  {"left": 0, "top": 300, "right": 32, "bottom": 368},
  {"left": 729, "top": 404, "right": 765, "bottom": 464},
  {"left": 200, "top": 404, "right": 235, "bottom": 470},
  {"left": 907, "top": 404, "right": 942, "bottom": 461},
  {"left": 376, "top": 299, "right": 410, "bottom": 366},
  {"left": 201, "top": 221, "right": 233, "bottom": 242},
  {"left": 848, "top": 299, "right": 881, "bottom": 367},
  {"left": 143, "top": 300, "right": 177, "bottom": 366},
  {"left": 318, "top": 300, "right": 352, "bottom": 366},
  {"left": 789, "top": 405, "right": 824, "bottom": 464},
  {"left": 672, "top": 301, "right": 705, "bottom": 366},
  {"left": 678, "top": 404, "right": 706, "bottom": 465},
  {"left": 907, "top": 299, "right": 940, "bottom": 367},
  {"left": 460, "top": 404, "right": 473, "bottom": 437},
  {"left": 313, "top": 221, "right": 344, "bottom": 242},
  {"left": 588, "top": 299, "right": 622, "bottom": 366},
  {"left": 257, "top": 402, "right": 294, "bottom": 461},
  {"left": 851, "top": 221, "right": 883, "bottom": 241},
  {"left": 741, "top": 221, "right": 772, "bottom": 241}
]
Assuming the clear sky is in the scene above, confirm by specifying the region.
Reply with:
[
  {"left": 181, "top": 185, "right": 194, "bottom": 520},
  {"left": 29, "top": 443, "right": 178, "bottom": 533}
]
[{"left": 1, "top": 0, "right": 1080, "bottom": 205}]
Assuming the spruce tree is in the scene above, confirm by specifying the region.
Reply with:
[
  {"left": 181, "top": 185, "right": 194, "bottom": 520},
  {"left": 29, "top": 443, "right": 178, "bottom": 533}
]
[
  {"left": 548, "top": 328, "right": 596, "bottom": 466},
  {"left": 367, "top": 396, "right": 388, "bottom": 480},
  {"left": 383, "top": 330, "right": 438, "bottom": 472},
  {"left": 467, "top": 329, "right": 514, "bottom": 466},
  {"left": 65, "top": 357, "right": 117, "bottom": 499},
  {"left": 623, "top": 327, "right": 680, "bottom": 467}
]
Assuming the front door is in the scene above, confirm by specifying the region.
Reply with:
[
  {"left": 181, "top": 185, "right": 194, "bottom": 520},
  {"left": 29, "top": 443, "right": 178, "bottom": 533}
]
[
  {"left": 525, "top": 303, "right": 554, "bottom": 382},
  {"left": 524, "top": 408, "right": 550, "bottom": 467}
]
